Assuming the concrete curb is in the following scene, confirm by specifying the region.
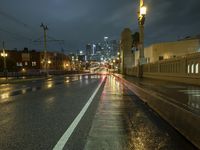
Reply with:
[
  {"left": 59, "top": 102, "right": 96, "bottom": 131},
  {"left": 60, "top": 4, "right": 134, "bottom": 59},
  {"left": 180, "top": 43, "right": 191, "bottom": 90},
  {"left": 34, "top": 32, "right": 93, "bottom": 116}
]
[{"left": 113, "top": 74, "right": 200, "bottom": 149}]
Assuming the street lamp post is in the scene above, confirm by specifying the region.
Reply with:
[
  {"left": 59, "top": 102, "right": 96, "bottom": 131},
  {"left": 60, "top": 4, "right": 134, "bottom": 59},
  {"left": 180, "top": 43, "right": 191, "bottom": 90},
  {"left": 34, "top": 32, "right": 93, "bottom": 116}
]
[
  {"left": 138, "top": 0, "right": 147, "bottom": 77},
  {"left": 40, "top": 23, "right": 48, "bottom": 76},
  {"left": 1, "top": 41, "right": 8, "bottom": 79},
  {"left": 47, "top": 60, "right": 51, "bottom": 74}
]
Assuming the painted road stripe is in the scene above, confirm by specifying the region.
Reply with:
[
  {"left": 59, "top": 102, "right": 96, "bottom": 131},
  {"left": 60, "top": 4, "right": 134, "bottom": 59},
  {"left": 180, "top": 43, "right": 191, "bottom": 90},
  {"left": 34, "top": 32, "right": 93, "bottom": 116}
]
[{"left": 53, "top": 76, "right": 106, "bottom": 150}]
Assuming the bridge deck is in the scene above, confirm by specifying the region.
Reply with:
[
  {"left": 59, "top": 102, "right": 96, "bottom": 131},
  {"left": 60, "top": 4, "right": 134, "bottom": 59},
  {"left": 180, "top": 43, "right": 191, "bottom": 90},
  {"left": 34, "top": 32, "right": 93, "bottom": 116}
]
[{"left": 84, "top": 75, "right": 196, "bottom": 150}]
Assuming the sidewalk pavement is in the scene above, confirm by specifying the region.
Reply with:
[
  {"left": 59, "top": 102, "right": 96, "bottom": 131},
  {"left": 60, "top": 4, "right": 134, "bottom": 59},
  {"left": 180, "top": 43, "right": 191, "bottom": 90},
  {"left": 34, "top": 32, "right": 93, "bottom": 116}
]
[
  {"left": 113, "top": 74, "right": 200, "bottom": 148},
  {"left": 84, "top": 75, "right": 196, "bottom": 150},
  {"left": 124, "top": 75, "right": 200, "bottom": 114}
]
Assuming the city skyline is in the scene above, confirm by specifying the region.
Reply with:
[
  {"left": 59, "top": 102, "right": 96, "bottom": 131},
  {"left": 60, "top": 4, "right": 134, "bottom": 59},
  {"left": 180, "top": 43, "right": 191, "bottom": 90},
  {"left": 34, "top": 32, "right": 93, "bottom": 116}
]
[
  {"left": 0, "top": 1, "right": 200, "bottom": 149},
  {"left": 0, "top": 0, "right": 200, "bottom": 52}
]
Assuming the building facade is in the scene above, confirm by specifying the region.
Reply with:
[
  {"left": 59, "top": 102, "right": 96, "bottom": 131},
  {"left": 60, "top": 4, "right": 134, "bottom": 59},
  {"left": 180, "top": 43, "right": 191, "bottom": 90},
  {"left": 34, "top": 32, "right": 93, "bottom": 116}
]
[
  {"left": 0, "top": 49, "right": 70, "bottom": 72},
  {"left": 134, "top": 37, "right": 200, "bottom": 65}
]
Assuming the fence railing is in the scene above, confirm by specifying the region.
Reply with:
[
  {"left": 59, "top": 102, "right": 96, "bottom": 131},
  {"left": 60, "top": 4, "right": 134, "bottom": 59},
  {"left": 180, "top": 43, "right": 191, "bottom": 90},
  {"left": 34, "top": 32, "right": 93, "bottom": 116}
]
[{"left": 126, "top": 52, "right": 200, "bottom": 84}]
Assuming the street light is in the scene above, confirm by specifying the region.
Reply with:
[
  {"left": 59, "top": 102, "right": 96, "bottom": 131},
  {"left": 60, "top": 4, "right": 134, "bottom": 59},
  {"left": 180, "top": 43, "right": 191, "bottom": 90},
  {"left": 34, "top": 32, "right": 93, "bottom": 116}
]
[
  {"left": 140, "top": 6, "right": 147, "bottom": 16},
  {"left": 22, "top": 68, "right": 26, "bottom": 72},
  {"left": 40, "top": 23, "right": 48, "bottom": 76},
  {"left": 1, "top": 41, "right": 8, "bottom": 79},
  {"left": 138, "top": 0, "right": 147, "bottom": 77},
  {"left": 46, "top": 59, "right": 51, "bottom": 76},
  {"left": 48, "top": 60, "right": 51, "bottom": 64},
  {"left": 1, "top": 52, "right": 8, "bottom": 57}
]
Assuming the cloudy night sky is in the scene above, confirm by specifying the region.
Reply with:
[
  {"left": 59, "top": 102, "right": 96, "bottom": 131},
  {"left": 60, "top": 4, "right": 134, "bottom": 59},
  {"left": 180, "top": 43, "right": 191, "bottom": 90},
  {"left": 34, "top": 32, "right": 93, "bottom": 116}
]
[{"left": 0, "top": 0, "right": 200, "bottom": 53}]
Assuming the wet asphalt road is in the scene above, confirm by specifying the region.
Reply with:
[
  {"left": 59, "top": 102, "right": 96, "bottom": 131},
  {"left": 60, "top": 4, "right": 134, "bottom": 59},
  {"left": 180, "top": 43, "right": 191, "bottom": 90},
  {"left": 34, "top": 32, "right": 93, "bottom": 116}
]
[
  {"left": 0, "top": 74, "right": 104, "bottom": 150},
  {"left": 0, "top": 74, "right": 198, "bottom": 150}
]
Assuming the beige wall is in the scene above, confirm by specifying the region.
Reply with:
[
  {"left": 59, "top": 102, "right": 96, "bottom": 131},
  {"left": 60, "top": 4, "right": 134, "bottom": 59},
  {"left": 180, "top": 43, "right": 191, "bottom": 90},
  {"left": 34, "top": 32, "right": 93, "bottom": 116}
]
[
  {"left": 135, "top": 39, "right": 200, "bottom": 65},
  {"left": 128, "top": 52, "right": 200, "bottom": 85}
]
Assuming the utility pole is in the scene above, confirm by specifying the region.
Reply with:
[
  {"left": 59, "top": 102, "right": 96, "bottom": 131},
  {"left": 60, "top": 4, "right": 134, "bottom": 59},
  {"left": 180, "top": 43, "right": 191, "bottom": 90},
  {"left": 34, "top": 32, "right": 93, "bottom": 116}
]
[
  {"left": 40, "top": 23, "right": 48, "bottom": 76},
  {"left": 1, "top": 41, "right": 8, "bottom": 80}
]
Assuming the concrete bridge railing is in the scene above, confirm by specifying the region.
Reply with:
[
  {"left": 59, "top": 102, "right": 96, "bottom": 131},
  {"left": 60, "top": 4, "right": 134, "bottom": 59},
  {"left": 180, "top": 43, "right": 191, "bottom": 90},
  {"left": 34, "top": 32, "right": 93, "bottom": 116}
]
[{"left": 126, "top": 52, "right": 200, "bottom": 85}]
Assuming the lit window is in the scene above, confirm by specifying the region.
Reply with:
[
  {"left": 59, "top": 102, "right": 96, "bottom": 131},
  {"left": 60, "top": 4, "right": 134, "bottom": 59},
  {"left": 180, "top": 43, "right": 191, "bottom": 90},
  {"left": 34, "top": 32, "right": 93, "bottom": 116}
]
[
  {"left": 16, "top": 62, "right": 23, "bottom": 66},
  {"left": 32, "top": 62, "right": 37, "bottom": 66},
  {"left": 25, "top": 62, "right": 28, "bottom": 66},
  {"left": 188, "top": 65, "right": 190, "bottom": 74},
  {"left": 196, "top": 63, "right": 199, "bottom": 74},
  {"left": 191, "top": 64, "right": 194, "bottom": 73}
]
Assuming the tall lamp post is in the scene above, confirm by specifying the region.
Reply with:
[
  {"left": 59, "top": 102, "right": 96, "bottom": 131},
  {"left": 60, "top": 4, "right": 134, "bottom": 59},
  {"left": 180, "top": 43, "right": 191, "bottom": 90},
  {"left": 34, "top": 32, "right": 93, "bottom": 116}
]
[
  {"left": 138, "top": 0, "right": 147, "bottom": 77},
  {"left": 1, "top": 41, "right": 8, "bottom": 79},
  {"left": 40, "top": 23, "right": 48, "bottom": 76}
]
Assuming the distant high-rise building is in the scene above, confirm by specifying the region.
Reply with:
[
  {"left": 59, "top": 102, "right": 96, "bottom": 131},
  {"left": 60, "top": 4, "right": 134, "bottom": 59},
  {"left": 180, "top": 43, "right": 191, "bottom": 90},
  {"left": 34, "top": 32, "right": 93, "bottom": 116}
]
[
  {"left": 85, "top": 37, "right": 119, "bottom": 61},
  {"left": 86, "top": 44, "right": 92, "bottom": 55},
  {"left": 110, "top": 40, "right": 119, "bottom": 57},
  {"left": 101, "top": 37, "right": 119, "bottom": 60},
  {"left": 95, "top": 43, "right": 102, "bottom": 55},
  {"left": 92, "top": 44, "right": 96, "bottom": 55},
  {"left": 86, "top": 44, "right": 92, "bottom": 60}
]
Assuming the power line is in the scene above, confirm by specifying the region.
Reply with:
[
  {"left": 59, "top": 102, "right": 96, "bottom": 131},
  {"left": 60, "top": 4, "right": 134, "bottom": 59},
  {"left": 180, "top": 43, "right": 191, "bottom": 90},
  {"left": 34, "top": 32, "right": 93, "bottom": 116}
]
[
  {"left": 0, "top": 10, "right": 36, "bottom": 32},
  {"left": 0, "top": 27, "right": 33, "bottom": 41}
]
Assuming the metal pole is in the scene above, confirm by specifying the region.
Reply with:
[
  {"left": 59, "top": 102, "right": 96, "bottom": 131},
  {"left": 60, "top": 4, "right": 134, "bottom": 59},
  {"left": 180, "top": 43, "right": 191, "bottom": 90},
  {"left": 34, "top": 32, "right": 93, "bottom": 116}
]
[
  {"left": 139, "top": 24, "right": 144, "bottom": 60},
  {"left": 44, "top": 28, "right": 48, "bottom": 76},
  {"left": 140, "top": 0, "right": 144, "bottom": 8},
  {"left": 41, "top": 23, "right": 48, "bottom": 76},
  {"left": 138, "top": 21, "right": 144, "bottom": 78},
  {"left": 138, "top": 0, "right": 145, "bottom": 77},
  {"left": 2, "top": 41, "right": 7, "bottom": 79}
]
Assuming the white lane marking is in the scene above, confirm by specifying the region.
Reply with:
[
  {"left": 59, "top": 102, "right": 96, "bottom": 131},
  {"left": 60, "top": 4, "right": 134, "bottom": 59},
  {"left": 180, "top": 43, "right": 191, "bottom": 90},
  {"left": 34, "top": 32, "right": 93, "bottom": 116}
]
[{"left": 53, "top": 77, "right": 106, "bottom": 150}]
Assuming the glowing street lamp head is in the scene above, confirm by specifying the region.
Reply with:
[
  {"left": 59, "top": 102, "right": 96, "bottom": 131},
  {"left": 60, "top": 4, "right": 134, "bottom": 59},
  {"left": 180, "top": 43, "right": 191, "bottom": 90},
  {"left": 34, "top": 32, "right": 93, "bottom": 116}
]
[
  {"left": 1, "top": 52, "right": 8, "bottom": 57},
  {"left": 48, "top": 60, "right": 51, "bottom": 64},
  {"left": 22, "top": 68, "right": 26, "bottom": 72},
  {"left": 140, "top": 6, "right": 147, "bottom": 16}
]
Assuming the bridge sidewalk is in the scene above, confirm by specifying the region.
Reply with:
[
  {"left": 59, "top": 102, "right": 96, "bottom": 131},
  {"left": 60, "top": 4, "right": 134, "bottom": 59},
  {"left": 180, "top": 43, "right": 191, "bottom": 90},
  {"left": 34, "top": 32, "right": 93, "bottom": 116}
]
[
  {"left": 113, "top": 74, "right": 200, "bottom": 148},
  {"left": 84, "top": 75, "right": 196, "bottom": 150},
  {"left": 122, "top": 75, "right": 200, "bottom": 114}
]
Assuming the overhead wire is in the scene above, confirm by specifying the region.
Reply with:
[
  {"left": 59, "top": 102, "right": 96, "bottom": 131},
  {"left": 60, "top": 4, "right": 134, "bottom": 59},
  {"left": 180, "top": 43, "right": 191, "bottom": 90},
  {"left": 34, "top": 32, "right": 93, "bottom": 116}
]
[
  {"left": 0, "top": 9, "right": 67, "bottom": 50},
  {"left": 0, "top": 9, "right": 37, "bottom": 32}
]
